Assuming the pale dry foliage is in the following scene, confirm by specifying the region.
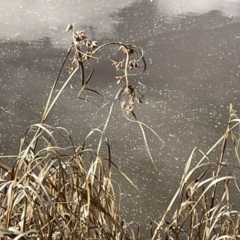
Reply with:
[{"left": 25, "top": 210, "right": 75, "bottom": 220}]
[
  {"left": 1, "top": 24, "right": 240, "bottom": 240},
  {"left": 0, "top": 25, "right": 148, "bottom": 239},
  {"left": 0, "top": 124, "right": 132, "bottom": 239},
  {"left": 152, "top": 104, "right": 240, "bottom": 240}
]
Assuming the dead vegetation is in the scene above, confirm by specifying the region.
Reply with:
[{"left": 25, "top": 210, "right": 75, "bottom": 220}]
[
  {"left": 0, "top": 24, "right": 151, "bottom": 240},
  {"left": 151, "top": 104, "right": 240, "bottom": 240},
  {"left": 0, "top": 25, "right": 240, "bottom": 240}
]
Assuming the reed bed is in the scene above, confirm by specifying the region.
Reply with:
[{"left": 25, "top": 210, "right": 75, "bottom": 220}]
[{"left": 1, "top": 25, "right": 240, "bottom": 240}]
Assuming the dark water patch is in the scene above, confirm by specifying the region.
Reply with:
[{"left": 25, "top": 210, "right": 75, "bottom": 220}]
[{"left": 0, "top": 39, "right": 66, "bottom": 154}]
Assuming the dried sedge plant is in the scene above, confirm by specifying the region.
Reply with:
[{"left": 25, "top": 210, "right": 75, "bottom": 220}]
[
  {"left": 151, "top": 104, "right": 240, "bottom": 240},
  {"left": 0, "top": 24, "right": 163, "bottom": 239}
]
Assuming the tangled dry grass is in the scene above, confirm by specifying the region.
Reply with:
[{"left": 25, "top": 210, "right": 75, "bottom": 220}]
[
  {"left": 1, "top": 25, "right": 240, "bottom": 240},
  {"left": 152, "top": 104, "right": 240, "bottom": 240},
  {"left": 0, "top": 24, "right": 150, "bottom": 240}
]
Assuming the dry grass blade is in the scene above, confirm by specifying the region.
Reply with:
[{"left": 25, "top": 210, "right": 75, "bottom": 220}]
[
  {"left": 43, "top": 66, "right": 79, "bottom": 120},
  {"left": 42, "top": 43, "right": 74, "bottom": 124}
]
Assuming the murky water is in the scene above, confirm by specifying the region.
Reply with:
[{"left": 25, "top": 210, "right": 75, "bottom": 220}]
[{"left": 1, "top": 0, "right": 240, "bottom": 238}]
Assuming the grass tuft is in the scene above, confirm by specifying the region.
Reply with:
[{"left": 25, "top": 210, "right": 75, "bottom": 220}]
[{"left": 152, "top": 104, "right": 240, "bottom": 240}]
